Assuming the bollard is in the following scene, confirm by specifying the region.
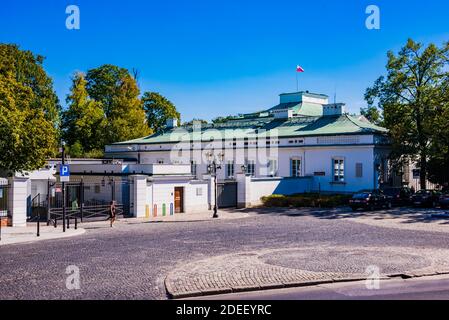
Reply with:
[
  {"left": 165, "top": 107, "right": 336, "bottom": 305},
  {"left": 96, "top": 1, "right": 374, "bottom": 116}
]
[
  {"left": 75, "top": 217, "right": 78, "bottom": 230},
  {"left": 67, "top": 216, "right": 70, "bottom": 229},
  {"left": 37, "top": 218, "right": 40, "bottom": 237},
  {"left": 54, "top": 217, "right": 57, "bottom": 228}
]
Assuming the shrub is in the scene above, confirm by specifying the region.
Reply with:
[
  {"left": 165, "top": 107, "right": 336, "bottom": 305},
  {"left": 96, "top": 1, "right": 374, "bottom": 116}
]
[{"left": 261, "top": 193, "right": 351, "bottom": 208}]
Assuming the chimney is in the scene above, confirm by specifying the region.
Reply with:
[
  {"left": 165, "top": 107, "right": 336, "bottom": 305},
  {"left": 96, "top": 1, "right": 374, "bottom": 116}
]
[
  {"left": 323, "top": 103, "right": 346, "bottom": 116},
  {"left": 166, "top": 118, "right": 178, "bottom": 129}
]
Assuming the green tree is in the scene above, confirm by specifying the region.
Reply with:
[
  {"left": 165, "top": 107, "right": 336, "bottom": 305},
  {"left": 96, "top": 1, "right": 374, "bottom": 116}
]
[
  {"left": 183, "top": 118, "right": 208, "bottom": 126},
  {"left": 212, "top": 115, "right": 235, "bottom": 124},
  {"left": 67, "top": 141, "right": 84, "bottom": 158},
  {"left": 0, "top": 72, "right": 57, "bottom": 173},
  {"left": 0, "top": 44, "right": 58, "bottom": 173},
  {"left": 142, "top": 92, "right": 180, "bottom": 132},
  {"left": 108, "top": 75, "right": 151, "bottom": 142},
  {"left": 365, "top": 39, "right": 449, "bottom": 189},
  {"left": 62, "top": 72, "right": 107, "bottom": 157},
  {"left": 84, "top": 65, "right": 150, "bottom": 144},
  {"left": 427, "top": 93, "right": 449, "bottom": 185},
  {"left": 360, "top": 106, "right": 383, "bottom": 126},
  {"left": 85, "top": 64, "right": 129, "bottom": 117},
  {"left": 0, "top": 44, "right": 60, "bottom": 127}
]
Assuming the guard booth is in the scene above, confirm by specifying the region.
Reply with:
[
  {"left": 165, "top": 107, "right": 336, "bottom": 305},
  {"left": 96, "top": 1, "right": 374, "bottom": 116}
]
[
  {"left": 47, "top": 177, "right": 132, "bottom": 222},
  {"left": 217, "top": 181, "right": 237, "bottom": 208}
]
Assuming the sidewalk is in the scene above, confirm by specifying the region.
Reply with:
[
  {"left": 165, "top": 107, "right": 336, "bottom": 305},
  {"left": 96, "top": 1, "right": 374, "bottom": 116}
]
[
  {"left": 0, "top": 210, "right": 249, "bottom": 246},
  {"left": 79, "top": 209, "right": 251, "bottom": 229},
  {"left": 0, "top": 223, "right": 85, "bottom": 246},
  {"left": 120, "top": 209, "right": 251, "bottom": 224}
]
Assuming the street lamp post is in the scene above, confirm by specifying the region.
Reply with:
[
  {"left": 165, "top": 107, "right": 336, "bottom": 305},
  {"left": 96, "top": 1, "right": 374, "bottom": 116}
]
[
  {"left": 207, "top": 152, "right": 223, "bottom": 218},
  {"left": 61, "top": 143, "right": 66, "bottom": 232}
]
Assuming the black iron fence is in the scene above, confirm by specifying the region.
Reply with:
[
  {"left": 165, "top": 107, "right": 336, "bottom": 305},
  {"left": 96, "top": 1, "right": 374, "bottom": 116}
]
[
  {"left": 0, "top": 183, "right": 10, "bottom": 239},
  {"left": 0, "top": 183, "right": 9, "bottom": 217},
  {"left": 33, "top": 177, "right": 133, "bottom": 224}
]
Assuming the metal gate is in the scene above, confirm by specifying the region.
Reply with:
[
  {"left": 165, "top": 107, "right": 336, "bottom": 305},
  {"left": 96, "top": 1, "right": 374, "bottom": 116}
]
[
  {"left": 47, "top": 177, "right": 132, "bottom": 222},
  {"left": 217, "top": 181, "right": 237, "bottom": 208},
  {"left": 0, "top": 182, "right": 9, "bottom": 226}
]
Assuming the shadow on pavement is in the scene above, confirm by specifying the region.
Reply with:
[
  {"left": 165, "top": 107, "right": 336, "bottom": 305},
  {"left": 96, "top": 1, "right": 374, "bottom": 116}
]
[{"left": 241, "top": 206, "right": 449, "bottom": 225}]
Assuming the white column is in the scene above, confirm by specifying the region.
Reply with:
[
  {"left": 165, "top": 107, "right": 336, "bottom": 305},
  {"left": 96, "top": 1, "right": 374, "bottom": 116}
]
[
  {"left": 236, "top": 173, "right": 251, "bottom": 208},
  {"left": 204, "top": 174, "right": 213, "bottom": 210},
  {"left": 130, "top": 175, "right": 148, "bottom": 218},
  {"left": 8, "top": 176, "right": 29, "bottom": 227}
]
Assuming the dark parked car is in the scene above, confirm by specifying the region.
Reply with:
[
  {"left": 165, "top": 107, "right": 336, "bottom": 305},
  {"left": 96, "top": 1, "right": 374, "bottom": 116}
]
[
  {"left": 411, "top": 190, "right": 441, "bottom": 208},
  {"left": 439, "top": 193, "right": 449, "bottom": 209},
  {"left": 382, "top": 187, "right": 412, "bottom": 207},
  {"left": 349, "top": 189, "right": 392, "bottom": 211}
]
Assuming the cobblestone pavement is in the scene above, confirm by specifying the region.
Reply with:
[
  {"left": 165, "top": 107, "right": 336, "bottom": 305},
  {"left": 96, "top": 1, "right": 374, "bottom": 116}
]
[
  {"left": 2, "top": 207, "right": 449, "bottom": 299},
  {"left": 0, "top": 224, "right": 85, "bottom": 246},
  {"left": 165, "top": 245, "right": 449, "bottom": 298}
]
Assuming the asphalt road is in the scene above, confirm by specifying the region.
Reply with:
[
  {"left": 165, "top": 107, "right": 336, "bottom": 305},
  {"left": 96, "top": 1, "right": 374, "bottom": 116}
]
[
  {"left": 1, "top": 207, "right": 449, "bottom": 300},
  {"left": 198, "top": 275, "right": 449, "bottom": 300}
]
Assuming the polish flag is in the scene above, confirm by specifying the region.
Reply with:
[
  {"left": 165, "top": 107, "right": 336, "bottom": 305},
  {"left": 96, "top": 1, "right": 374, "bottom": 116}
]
[{"left": 296, "top": 65, "right": 305, "bottom": 72}]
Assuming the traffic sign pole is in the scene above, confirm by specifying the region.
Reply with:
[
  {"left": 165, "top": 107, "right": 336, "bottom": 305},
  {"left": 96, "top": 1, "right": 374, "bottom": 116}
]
[{"left": 62, "top": 146, "right": 66, "bottom": 233}]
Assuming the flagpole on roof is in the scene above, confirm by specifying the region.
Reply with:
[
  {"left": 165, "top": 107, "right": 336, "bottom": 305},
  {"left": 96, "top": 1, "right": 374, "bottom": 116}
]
[
  {"left": 296, "top": 71, "right": 298, "bottom": 92},
  {"left": 296, "top": 65, "right": 304, "bottom": 92}
]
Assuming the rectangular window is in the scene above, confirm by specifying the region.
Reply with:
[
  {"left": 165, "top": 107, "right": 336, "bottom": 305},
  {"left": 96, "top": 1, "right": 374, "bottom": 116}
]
[
  {"left": 356, "top": 163, "right": 363, "bottom": 178},
  {"left": 333, "top": 158, "right": 345, "bottom": 182},
  {"left": 196, "top": 187, "right": 203, "bottom": 196},
  {"left": 226, "top": 161, "right": 235, "bottom": 179},
  {"left": 268, "top": 159, "right": 278, "bottom": 177},
  {"left": 94, "top": 185, "right": 101, "bottom": 194},
  {"left": 291, "top": 158, "right": 301, "bottom": 177},
  {"left": 246, "top": 160, "right": 255, "bottom": 177}
]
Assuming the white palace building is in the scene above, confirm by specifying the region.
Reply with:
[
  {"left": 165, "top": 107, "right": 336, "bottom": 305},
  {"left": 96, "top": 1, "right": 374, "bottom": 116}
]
[
  {"left": 2, "top": 91, "right": 397, "bottom": 227},
  {"left": 103, "top": 91, "right": 392, "bottom": 208}
]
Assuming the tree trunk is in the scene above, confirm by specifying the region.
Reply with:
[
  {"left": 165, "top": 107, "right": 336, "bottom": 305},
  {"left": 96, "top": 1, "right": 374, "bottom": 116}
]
[{"left": 420, "top": 153, "right": 427, "bottom": 190}]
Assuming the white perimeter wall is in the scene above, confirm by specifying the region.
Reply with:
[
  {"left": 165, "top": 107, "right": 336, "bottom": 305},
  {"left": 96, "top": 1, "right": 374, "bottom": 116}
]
[
  {"left": 142, "top": 179, "right": 209, "bottom": 217},
  {"left": 248, "top": 177, "right": 313, "bottom": 206}
]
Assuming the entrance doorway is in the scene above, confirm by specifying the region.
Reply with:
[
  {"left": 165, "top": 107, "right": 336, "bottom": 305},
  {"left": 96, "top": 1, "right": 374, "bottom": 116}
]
[{"left": 174, "top": 187, "right": 184, "bottom": 213}]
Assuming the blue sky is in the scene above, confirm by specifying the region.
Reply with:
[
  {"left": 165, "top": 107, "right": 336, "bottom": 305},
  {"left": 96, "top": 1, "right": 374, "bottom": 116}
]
[{"left": 1, "top": 0, "right": 448, "bottom": 121}]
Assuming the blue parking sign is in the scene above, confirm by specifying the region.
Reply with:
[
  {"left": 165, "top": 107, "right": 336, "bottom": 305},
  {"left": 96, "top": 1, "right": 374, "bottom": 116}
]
[{"left": 60, "top": 165, "right": 70, "bottom": 182}]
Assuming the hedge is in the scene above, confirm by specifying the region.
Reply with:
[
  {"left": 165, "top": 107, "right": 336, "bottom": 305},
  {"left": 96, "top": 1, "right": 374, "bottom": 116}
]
[{"left": 261, "top": 193, "right": 351, "bottom": 208}]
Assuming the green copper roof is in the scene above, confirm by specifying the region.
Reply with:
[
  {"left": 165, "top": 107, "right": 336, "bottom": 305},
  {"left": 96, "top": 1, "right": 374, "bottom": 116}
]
[
  {"left": 296, "top": 102, "right": 323, "bottom": 117},
  {"left": 112, "top": 114, "right": 388, "bottom": 145}
]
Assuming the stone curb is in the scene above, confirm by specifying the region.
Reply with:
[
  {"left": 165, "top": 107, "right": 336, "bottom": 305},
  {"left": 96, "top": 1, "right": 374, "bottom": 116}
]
[
  {"left": 0, "top": 228, "right": 86, "bottom": 246},
  {"left": 165, "top": 271, "right": 449, "bottom": 299}
]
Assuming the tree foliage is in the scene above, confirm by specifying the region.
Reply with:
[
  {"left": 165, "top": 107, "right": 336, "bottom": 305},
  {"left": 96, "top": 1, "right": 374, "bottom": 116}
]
[
  {"left": 63, "top": 65, "right": 152, "bottom": 157},
  {"left": 211, "top": 115, "right": 235, "bottom": 124},
  {"left": 0, "top": 44, "right": 58, "bottom": 174},
  {"left": 183, "top": 118, "right": 208, "bottom": 126},
  {"left": 62, "top": 72, "right": 106, "bottom": 157},
  {"left": 360, "top": 106, "right": 383, "bottom": 126},
  {"left": 142, "top": 92, "right": 180, "bottom": 132},
  {"left": 85, "top": 64, "right": 129, "bottom": 118},
  {"left": 0, "top": 72, "right": 57, "bottom": 173},
  {"left": 365, "top": 39, "right": 449, "bottom": 188},
  {"left": 108, "top": 74, "right": 150, "bottom": 143}
]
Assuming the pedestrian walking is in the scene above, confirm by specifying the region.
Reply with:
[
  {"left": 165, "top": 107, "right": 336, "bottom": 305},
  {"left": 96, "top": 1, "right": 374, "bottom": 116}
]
[{"left": 109, "top": 200, "right": 117, "bottom": 227}]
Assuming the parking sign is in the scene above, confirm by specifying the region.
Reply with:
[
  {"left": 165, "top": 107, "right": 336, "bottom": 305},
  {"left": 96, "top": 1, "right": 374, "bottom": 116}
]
[{"left": 60, "top": 164, "right": 70, "bottom": 182}]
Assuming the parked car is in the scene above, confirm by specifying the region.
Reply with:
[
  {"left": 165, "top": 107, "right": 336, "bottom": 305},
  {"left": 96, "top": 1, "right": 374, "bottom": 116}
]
[
  {"left": 411, "top": 190, "right": 441, "bottom": 208},
  {"left": 382, "top": 187, "right": 412, "bottom": 207},
  {"left": 439, "top": 192, "right": 449, "bottom": 209},
  {"left": 349, "top": 189, "right": 391, "bottom": 211}
]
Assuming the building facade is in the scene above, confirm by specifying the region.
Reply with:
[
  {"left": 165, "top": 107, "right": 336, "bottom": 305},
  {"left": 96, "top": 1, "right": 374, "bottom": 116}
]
[{"left": 105, "top": 91, "right": 391, "bottom": 195}]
